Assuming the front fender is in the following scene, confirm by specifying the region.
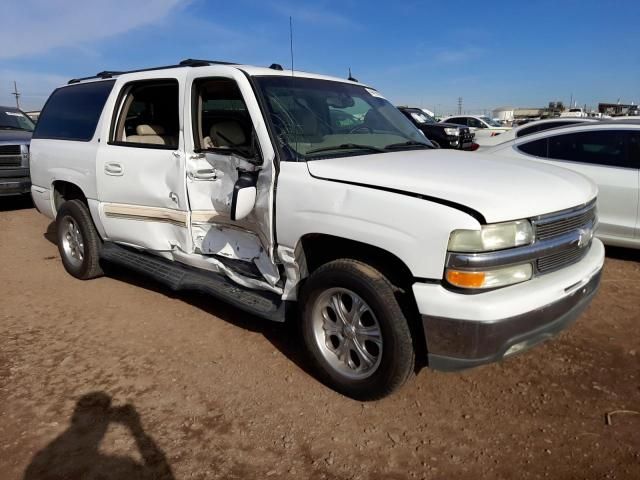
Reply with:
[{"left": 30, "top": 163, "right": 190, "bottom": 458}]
[{"left": 276, "top": 162, "right": 480, "bottom": 280}]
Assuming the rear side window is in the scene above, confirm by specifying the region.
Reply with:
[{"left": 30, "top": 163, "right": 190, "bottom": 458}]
[
  {"left": 548, "top": 130, "right": 630, "bottom": 168},
  {"left": 517, "top": 138, "right": 548, "bottom": 157},
  {"left": 447, "top": 117, "right": 466, "bottom": 126},
  {"left": 33, "top": 80, "right": 115, "bottom": 141}
]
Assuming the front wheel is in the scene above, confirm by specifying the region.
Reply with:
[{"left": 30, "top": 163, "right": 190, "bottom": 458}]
[{"left": 300, "top": 259, "right": 415, "bottom": 400}]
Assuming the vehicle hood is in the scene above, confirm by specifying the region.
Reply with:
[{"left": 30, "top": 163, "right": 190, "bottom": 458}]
[
  {"left": 305, "top": 150, "right": 597, "bottom": 223},
  {"left": 0, "top": 130, "right": 32, "bottom": 144}
]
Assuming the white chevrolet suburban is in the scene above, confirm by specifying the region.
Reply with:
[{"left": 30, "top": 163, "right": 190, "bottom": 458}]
[{"left": 30, "top": 59, "right": 604, "bottom": 399}]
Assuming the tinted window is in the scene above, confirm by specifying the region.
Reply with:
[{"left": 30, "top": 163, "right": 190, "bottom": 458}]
[
  {"left": 548, "top": 130, "right": 630, "bottom": 167},
  {"left": 33, "top": 80, "right": 115, "bottom": 141},
  {"left": 516, "top": 121, "right": 579, "bottom": 138},
  {"left": 468, "top": 117, "right": 485, "bottom": 128},
  {"left": 447, "top": 117, "right": 467, "bottom": 126},
  {"left": 629, "top": 134, "right": 640, "bottom": 168},
  {"left": 518, "top": 138, "right": 548, "bottom": 157}
]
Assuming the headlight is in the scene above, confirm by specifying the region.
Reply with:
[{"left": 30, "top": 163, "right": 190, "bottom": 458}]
[
  {"left": 446, "top": 263, "right": 533, "bottom": 289},
  {"left": 448, "top": 220, "right": 533, "bottom": 252},
  {"left": 444, "top": 127, "right": 460, "bottom": 136}
]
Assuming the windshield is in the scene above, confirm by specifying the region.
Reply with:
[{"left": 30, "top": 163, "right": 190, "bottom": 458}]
[
  {"left": 478, "top": 116, "right": 501, "bottom": 127},
  {"left": 0, "top": 109, "right": 35, "bottom": 131},
  {"left": 409, "top": 111, "right": 436, "bottom": 124},
  {"left": 255, "top": 76, "right": 431, "bottom": 160}
]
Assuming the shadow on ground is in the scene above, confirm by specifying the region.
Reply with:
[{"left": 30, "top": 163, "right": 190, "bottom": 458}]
[
  {"left": 42, "top": 221, "right": 315, "bottom": 381},
  {"left": 23, "top": 392, "right": 175, "bottom": 480},
  {"left": 605, "top": 245, "right": 640, "bottom": 262},
  {"left": 0, "top": 195, "right": 33, "bottom": 212}
]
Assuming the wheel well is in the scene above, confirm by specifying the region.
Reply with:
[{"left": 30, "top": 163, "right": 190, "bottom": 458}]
[
  {"left": 300, "top": 234, "right": 414, "bottom": 290},
  {"left": 299, "top": 233, "right": 427, "bottom": 366},
  {"left": 53, "top": 181, "right": 87, "bottom": 211}
]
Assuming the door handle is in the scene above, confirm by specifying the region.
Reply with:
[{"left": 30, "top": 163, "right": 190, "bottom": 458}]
[
  {"left": 104, "top": 162, "right": 124, "bottom": 176},
  {"left": 189, "top": 168, "right": 217, "bottom": 180}
]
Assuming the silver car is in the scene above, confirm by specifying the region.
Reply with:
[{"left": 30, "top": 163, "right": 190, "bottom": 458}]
[{"left": 482, "top": 120, "right": 640, "bottom": 248}]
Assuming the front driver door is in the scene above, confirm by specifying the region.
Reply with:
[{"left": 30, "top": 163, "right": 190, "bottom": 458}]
[{"left": 183, "top": 68, "right": 279, "bottom": 285}]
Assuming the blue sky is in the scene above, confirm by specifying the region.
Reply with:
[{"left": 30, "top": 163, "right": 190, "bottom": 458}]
[{"left": 2, "top": 0, "right": 639, "bottom": 115}]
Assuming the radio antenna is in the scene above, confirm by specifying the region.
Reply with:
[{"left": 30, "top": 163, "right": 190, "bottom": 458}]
[{"left": 289, "top": 16, "right": 295, "bottom": 77}]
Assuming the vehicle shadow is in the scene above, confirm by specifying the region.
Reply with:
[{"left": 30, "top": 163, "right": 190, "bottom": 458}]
[
  {"left": 104, "top": 261, "right": 315, "bottom": 379},
  {"left": 23, "top": 392, "right": 175, "bottom": 480},
  {"left": 605, "top": 245, "right": 640, "bottom": 262},
  {"left": 0, "top": 194, "right": 33, "bottom": 212},
  {"left": 42, "top": 221, "right": 315, "bottom": 380}
]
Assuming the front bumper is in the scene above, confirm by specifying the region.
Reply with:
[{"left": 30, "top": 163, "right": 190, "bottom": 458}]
[
  {"left": 414, "top": 238, "right": 604, "bottom": 371},
  {"left": 0, "top": 169, "right": 30, "bottom": 196}
]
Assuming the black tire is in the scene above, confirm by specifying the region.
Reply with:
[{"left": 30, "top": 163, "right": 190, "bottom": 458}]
[
  {"left": 300, "top": 259, "right": 415, "bottom": 400},
  {"left": 56, "top": 199, "right": 103, "bottom": 280}
]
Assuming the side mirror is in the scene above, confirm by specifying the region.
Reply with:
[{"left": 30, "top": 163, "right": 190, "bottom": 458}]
[{"left": 230, "top": 171, "right": 258, "bottom": 221}]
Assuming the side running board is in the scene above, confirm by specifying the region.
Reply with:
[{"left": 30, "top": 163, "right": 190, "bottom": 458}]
[{"left": 100, "top": 242, "right": 285, "bottom": 322}]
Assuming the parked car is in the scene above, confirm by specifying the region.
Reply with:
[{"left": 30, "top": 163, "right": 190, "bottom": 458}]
[
  {"left": 475, "top": 117, "right": 600, "bottom": 147},
  {"left": 482, "top": 120, "right": 640, "bottom": 248},
  {"left": 30, "top": 59, "right": 603, "bottom": 399},
  {"left": 560, "top": 108, "right": 588, "bottom": 118},
  {"left": 0, "top": 106, "right": 35, "bottom": 196},
  {"left": 397, "top": 107, "right": 476, "bottom": 150},
  {"left": 440, "top": 115, "right": 511, "bottom": 139}
]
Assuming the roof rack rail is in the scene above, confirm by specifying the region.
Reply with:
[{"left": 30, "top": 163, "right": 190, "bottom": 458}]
[{"left": 68, "top": 58, "right": 237, "bottom": 84}]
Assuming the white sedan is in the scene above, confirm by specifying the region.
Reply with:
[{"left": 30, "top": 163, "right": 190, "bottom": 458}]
[
  {"left": 482, "top": 120, "right": 640, "bottom": 248},
  {"left": 440, "top": 115, "right": 511, "bottom": 139},
  {"left": 476, "top": 117, "right": 600, "bottom": 147}
]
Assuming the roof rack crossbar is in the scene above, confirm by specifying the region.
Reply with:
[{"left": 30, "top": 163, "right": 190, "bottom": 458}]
[{"left": 67, "top": 59, "right": 237, "bottom": 84}]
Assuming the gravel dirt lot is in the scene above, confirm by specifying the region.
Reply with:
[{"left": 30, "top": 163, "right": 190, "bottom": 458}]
[{"left": 1, "top": 197, "right": 639, "bottom": 480}]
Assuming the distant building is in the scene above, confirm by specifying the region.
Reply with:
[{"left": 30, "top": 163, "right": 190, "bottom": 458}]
[
  {"left": 598, "top": 102, "right": 637, "bottom": 116},
  {"left": 492, "top": 107, "right": 544, "bottom": 122}
]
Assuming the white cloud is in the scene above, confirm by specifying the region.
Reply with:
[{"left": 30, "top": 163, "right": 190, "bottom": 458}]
[
  {"left": 433, "top": 47, "right": 486, "bottom": 64},
  {"left": 0, "top": 70, "right": 68, "bottom": 110},
  {"left": 268, "top": 1, "right": 358, "bottom": 28},
  {"left": 0, "top": 0, "right": 187, "bottom": 59}
]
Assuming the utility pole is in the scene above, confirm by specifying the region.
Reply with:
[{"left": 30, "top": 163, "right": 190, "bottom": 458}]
[
  {"left": 12, "top": 81, "right": 21, "bottom": 109},
  {"left": 457, "top": 97, "right": 462, "bottom": 115}
]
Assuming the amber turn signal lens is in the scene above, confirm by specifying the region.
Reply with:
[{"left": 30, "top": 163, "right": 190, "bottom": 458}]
[{"left": 446, "top": 270, "right": 486, "bottom": 288}]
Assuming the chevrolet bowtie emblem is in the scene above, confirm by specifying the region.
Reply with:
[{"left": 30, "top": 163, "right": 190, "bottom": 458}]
[{"left": 577, "top": 228, "right": 594, "bottom": 248}]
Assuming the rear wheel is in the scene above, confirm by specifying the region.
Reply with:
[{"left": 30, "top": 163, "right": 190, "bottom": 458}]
[
  {"left": 300, "top": 259, "right": 415, "bottom": 400},
  {"left": 56, "top": 200, "right": 103, "bottom": 280}
]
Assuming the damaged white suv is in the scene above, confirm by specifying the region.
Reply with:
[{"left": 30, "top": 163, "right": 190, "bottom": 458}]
[{"left": 30, "top": 59, "right": 604, "bottom": 399}]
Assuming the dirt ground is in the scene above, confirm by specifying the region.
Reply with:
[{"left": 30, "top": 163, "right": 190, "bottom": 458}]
[{"left": 1, "top": 196, "right": 638, "bottom": 480}]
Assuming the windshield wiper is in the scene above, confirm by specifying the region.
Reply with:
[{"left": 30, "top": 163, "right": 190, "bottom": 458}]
[
  {"left": 384, "top": 140, "right": 434, "bottom": 150},
  {"left": 306, "top": 143, "right": 386, "bottom": 155}
]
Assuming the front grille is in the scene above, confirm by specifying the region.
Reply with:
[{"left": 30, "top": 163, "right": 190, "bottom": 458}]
[
  {"left": 0, "top": 144, "right": 22, "bottom": 167},
  {"left": 0, "top": 145, "right": 21, "bottom": 155},
  {"left": 535, "top": 202, "right": 596, "bottom": 240},
  {"left": 537, "top": 244, "right": 589, "bottom": 273},
  {"left": 532, "top": 201, "right": 596, "bottom": 274}
]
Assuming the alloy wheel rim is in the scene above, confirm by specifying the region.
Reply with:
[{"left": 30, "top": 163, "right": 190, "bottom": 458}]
[
  {"left": 311, "top": 288, "right": 383, "bottom": 380},
  {"left": 60, "top": 216, "right": 84, "bottom": 268}
]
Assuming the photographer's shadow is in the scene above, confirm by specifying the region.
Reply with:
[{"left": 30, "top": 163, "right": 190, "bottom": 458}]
[{"left": 24, "top": 392, "right": 175, "bottom": 480}]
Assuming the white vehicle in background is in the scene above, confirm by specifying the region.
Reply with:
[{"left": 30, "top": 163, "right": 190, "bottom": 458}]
[
  {"left": 440, "top": 115, "right": 511, "bottom": 139},
  {"left": 29, "top": 59, "right": 604, "bottom": 399},
  {"left": 475, "top": 117, "right": 600, "bottom": 147},
  {"left": 560, "top": 108, "right": 588, "bottom": 118},
  {"left": 483, "top": 120, "right": 640, "bottom": 248}
]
